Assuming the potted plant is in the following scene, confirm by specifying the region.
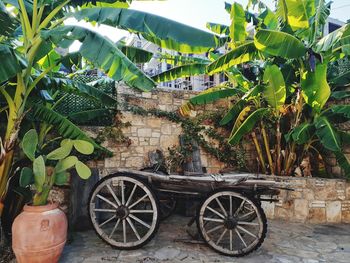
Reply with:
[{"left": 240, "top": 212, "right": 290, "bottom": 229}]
[{"left": 12, "top": 129, "right": 94, "bottom": 263}]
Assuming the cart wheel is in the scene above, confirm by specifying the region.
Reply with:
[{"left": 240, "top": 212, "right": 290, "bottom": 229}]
[
  {"left": 197, "top": 190, "right": 267, "bottom": 257},
  {"left": 89, "top": 174, "right": 160, "bottom": 249}
]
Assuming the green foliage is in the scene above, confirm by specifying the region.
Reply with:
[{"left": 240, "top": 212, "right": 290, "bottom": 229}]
[
  {"left": 229, "top": 2, "right": 247, "bottom": 43},
  {"left": 152, "top": 63, "right": 208, "bottom": 82},
  {"left": 263, "top": 65, "right": 286, "bottom": 110},
  {"left": 22, "top": 129, "right": 38, "bottom": 161}
]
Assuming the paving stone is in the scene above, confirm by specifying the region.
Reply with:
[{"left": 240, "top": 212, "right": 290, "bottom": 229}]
[{"left": 60, "top": 215, "right": 350, "bottom": 263}]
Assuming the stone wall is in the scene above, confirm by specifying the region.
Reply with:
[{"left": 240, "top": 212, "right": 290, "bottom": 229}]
[
  {"left": 92, "top": 85, "right": 232, "bottom": 174},
  {"left": 262, "top": 176, "right": 350, "bottom": 223}
]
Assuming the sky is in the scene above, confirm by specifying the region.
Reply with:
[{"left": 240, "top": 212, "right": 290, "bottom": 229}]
[{"left": 68, "top": 0, "right": 350, "bottom": 50}]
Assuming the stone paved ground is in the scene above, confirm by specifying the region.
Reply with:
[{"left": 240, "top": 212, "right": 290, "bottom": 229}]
[{"left": 61, "top": 215, "right": 350, "bottom": 263}]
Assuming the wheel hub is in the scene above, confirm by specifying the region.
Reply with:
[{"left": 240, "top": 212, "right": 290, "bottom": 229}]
[
  {"left": 224, "top": 216, "right": 238, "bottom": 229},
  {"left": 116, "top": 206, "right": 129, "bottom": 219}
]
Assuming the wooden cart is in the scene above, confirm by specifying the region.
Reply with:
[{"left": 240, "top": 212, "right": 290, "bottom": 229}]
[{"left": 88, "top": 169, "right": 282, "bottom": 257}]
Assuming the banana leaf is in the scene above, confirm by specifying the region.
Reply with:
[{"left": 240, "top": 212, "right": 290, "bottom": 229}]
[
  {"left": 72, "top": 8, "right": 226, "bottom": 54},
  {"left": 333, "top": 151, "right": 350, "bottom": 178},
  {"left": 0, "top": 44, "right": 22, "bottom": 83},
  {"left": 38, "top": 75, "right": 117, "bottom": 106},
  {"left": 314, "top": 24, "right": 350, "bottom": 53},
  {"left": 152, "top": 63, "right": 208, "bottom": 83},
  {"left": 263, "top": 64, "right": 286, "bottom": 110},
  {"left": 42, "top": 25, "right": 155, "bottom": 91},
  {"left": 206, "top": 22, "right": 230, "bottom": 36},
  {"left": 188, "top": 85, "right": 242, "bottom": 106},
  {"left": 157, "top": 53, "right": 210, "bottom": 66},
  {"left": 118, "top": 44, "right": 153, "bottom": 63},
  {"left": 289, "top": 123, "right": 315, "bottom": 144},
  {"left": 327, "top": 105, "right": 350, "bottom": 119},
  {"left": 258, "top": 7, "right": 278, "bottom": 30},
  {"left": 315, "top": 116, "right": 341, "bottom": 152},
  {"left": 68, "top": 108, "right": 113, "bottom": 122},
  {"left": 207, "top": 42, "right": 259, "bottom": 74},
  {"left": 32, "top": 104, "right": 110, "bottom": 154},
  {"left": 301, "top": 63, "right": 330, "bottom": 113},
  {"left": 310, "top": 0, "right": 331, "bottom": 42},
  {"left": 329, "top": 69, "right": 350, "bottom": 86},
  {"left": 281, "top": 0, "right": 315, "bottom": 31},
  {"left": 331, "top": 91, "right": 350, "bottom": 99},
  {"left": 0, "top": 0, "right": 18, "bottom": 37},
  {"left": 229, "top": 2, "right": 247, "bottom": 43},
  {"left": 220, "top": 85, "right": 263, "bottom": 125},
  {"left": 228, "top": 108, "right": 269, "bottom": 145},
  {"left": 254, "top": 29, "right": 307, "bottom": 59}
]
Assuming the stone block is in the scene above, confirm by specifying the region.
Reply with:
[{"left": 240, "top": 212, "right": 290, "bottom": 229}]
[
  {"left": 308, "top": 207, "right": 326, "bottom": 224},
  {"left": 161, "top": 124, "right": 172, "bottom": 135},
  {"left": 138, "top": 128, "right": 152, "bottom": 137},
  {"left": 303, "top": 189, "right": 315, "bottom": 200},
  {"left": 125, "top": 156, "right": 144, "bottom": 168},
  {"left": 142, "top": 92, "right": 152, "bottom": 98},
  {"left": 160, "top": 135, "right": 177, "bottom": 149},
  {"left": 346, "top": 185, "right": 350, "bottom": 199},
  {"left": 294, "top": 199, "right": 309, "bottom": 222},
  {"left": 261, "top": 201, "right": 275, "bottom": 219},
  {"left": 159, "top": 93, "right": 173, "bottom": 104},
  {"left": 152, "top": 132, "right": 161, "bottom": 138},
  {"left": 326, "top": 201, "right": 341, "bottom": 223},
  {"left": 147, "top": 118, "right": 162, "bottom": 128},
  {"left": 150, "top": 138, "right": 159, "bottom": 146}
]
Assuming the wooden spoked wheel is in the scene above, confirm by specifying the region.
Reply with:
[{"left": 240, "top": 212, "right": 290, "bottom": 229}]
[
  {"left": 197, "top": 190, "right": 267, "bottom": 257},
  {"left": 89, "top": 175, "right": 160, "bottom": 249}
]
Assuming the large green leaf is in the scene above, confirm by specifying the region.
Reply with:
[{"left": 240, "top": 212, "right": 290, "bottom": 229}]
[
  {"left": 32, "top": 104, "right": 108, "bottom": 153},
  {"left": 329, "top": 70, "right": 350, "bottom": 86},
  {"left": 315, "top": 117, "right": 341, "bottom": 152},
  {"left": 152, "top": 63, "right": 208, "bottom": 83},
  {"left": 301, "top": 63, "right": 330, "bottom": 112},
  {"left": 75, "top": 160, "right": 91, "bottom": 179},
  {"left": 0, "top": 0, "right": 17, "bottom": 36},
  {"left": 328, "top": 105, "right": 350, "bottom": 119},
  {"left": 207, "top": 42, "right": 259, "bottom": 74},
  {"left": 331, "top": 91, "right": 350, "bottom": 100},
  {"left": 40, "top": 75, "right": 117, "bottom": 106},
  {"left": 33, "top": 156, "right": 46, "bottom": 191},
  {"left": 229, "top": 2, "right": 247, "bottom": 43},
  {"left": 290, "top": 123, "right": 315, "bottom": 144},
  {"left": 73, "top": 140, "right": 94, "bottom": 155},
  {"left": 334, "top": 151, "right": 350, "bottom": 177},
  {"left": 310, "top": 0, "right": 331, "bottom": 42},
  {"left": 119, "top": 44, "right": 153, "bottom": 63},
  {"left": 19, "top": 167, "right": 34, "bottom": 188},
  {"left": 72, "top": 8, "right": 225, "bottom": 54},
  {"left": 254, "top": 29, "right": 307, "bottom": 59},
  {"left": 314, "top": 24, "right": 350, "bottom": 53},
  {"left": 55, "top": 156, "right": 78, "bottom": 173},
  {"left": 258, "top": 7, "right": 278, "bottom": 30},
  {"left": 47, "top": 139, "right": 73, "bottom": 160},
  {"left": 283, "top": 0, "right": 315, "bottom": 31},
  {"left": 22, "top": 129, "right": 38, "bottom": 161},
  {"left": 220, "top": 85, "right": 263, "bottom": 125},
  {"left": 189, "top": 85, "right": 242, "bottom": 106},
  {"left": 263, "top": 65, "right": 286, "bottom": 110},
  {"left": 0, "top": 44, "right": 22, "bottom": 83},
  {"left": 157, "top": 53, "right": 210, "bottom": 66},
  {"left": 42, "top": 26, "right": 155, "bottom": 91},
  {"left": 228, "top": 108, "right": 269, "bottom": 145},
  {"left": 206, "top": 22, "right": 230, "bottom": 36}
]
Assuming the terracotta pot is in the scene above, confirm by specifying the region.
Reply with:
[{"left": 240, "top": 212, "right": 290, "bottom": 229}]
[{"left": 12, "top": 203, "right": 67, "bottom": 263}]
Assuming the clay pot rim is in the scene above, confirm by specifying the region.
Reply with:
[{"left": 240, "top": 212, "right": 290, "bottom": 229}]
[{"left": 23, "top": 202, "right": 59, "bottom": 212}]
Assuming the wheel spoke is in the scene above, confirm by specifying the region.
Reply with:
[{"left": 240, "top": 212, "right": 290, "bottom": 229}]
[
  {"left": 215, "top": 197, "right": 228, "bottom": 217},
  {"left": 216, "top": 229, "right": 227, "bottom": 245},
  {"left": 229, "top": 230, "right": 233, "bottom": 251},
  {"left": 237, "top": 225, "right": 258, "bottom": 239},
  {"left": 207, "top": 206, "right": 225, "bottom": 219},
  {"left": 109, "top": 219, "right": 121, "bottom": 239},
  {"left": 129, "top": 214, "right": 151, "bottom": 229},
  {"left": 122, "top": 219, "right": 127, "bottom": 243},
  {"left": 130, "top": 210, "right": 154, "bottom": 213},
  {"left": 128, "top": 193, "right": 148, "bottom": 209},
  {"left": 234, "top": 200, "right": 246, "bottom": 217},
  {"left": 229, "top": 196, "right": 232, "bottom": 216},
  {"left": 203, "top": 217, "right": 224, "bottom": 223},
  {"left": 239, "top": 210, "right": 255, "bottom": 219},
  {"left": 121, "top": 180, "right": 125, "bottom": 205},
  {"left": 94, "top": 208, "right": 116, "bottom": 213},
  {"left": 126, "top": 218, "right": 141, "bottom": 240},
  {"left": 206, "top": 224, "right": 224, "bottom": 234},
  {"left": 99, "top": 215, "right": 116, "bottom": 228},
  {"left": 235, "top": 229, "right": 248, "bottom": 248},
  {"left": 96, "top": 194, "right": 119, "bottom": 209},
  {"left": 125, "top": 184, "right": 137, "bottom": 206},
  {"left": 106, "top": 184, "right": 122, "bottom": 206},
  {"left": 237, "top": 221, "right": 259, "bottom": 226}
]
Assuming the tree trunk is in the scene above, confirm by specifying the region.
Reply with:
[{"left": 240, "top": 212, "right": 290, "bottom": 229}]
[
  {"left": 251, "top": 132, "right": 266, "bottom": 174},
  {"left": 276, "top": 119, "right": 282, "bottom": 176},
  {"left": 261, "top": 122, "right": 274, "bottom": 175}
]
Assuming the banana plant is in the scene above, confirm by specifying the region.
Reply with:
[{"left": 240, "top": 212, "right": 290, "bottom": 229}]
[
  {"left": 0, "top": 0, "right": 224, "bottom": 214},
  {"left": 179, "top": 1, "right": 350, "bottom": 177},
  {"left": 20, "top": 129, "right": 94, "bottom": 205}
]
